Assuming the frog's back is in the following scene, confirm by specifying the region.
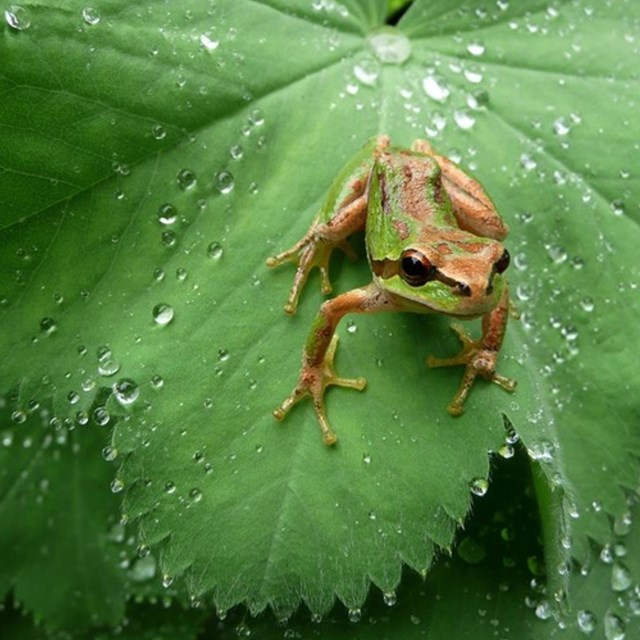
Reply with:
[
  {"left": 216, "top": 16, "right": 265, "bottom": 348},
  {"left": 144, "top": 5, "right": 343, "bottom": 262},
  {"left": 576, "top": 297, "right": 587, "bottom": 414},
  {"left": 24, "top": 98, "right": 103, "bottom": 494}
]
[{"left": 366, "top": 148, "right": 458, "bottom": 261}]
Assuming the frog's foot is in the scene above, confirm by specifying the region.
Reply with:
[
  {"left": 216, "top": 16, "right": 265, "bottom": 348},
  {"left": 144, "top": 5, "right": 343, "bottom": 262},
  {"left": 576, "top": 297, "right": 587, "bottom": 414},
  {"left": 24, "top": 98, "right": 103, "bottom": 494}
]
[
  {"left": 267, "top": 236, "right": 355, "bottom": 315},
  {"left": 272, "top": 336, "right": 366, "bottom": 445},
  {"left": 426, "top": 323, "right": 516, "bottom": 416}
]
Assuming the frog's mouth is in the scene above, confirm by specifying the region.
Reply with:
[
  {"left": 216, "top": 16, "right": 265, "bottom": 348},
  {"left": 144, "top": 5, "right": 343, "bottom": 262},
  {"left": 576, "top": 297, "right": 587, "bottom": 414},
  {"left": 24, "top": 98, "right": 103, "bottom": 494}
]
[{"left": 371, "top": 257, "right": 471, "bottom": 297}]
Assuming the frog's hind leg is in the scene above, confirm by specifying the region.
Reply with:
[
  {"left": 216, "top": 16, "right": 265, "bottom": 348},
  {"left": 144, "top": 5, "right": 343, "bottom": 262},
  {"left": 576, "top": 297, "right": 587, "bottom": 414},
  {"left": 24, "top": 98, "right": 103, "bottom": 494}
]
[{"left": 411, "top": 139, "right": 508, "bottom": 241}]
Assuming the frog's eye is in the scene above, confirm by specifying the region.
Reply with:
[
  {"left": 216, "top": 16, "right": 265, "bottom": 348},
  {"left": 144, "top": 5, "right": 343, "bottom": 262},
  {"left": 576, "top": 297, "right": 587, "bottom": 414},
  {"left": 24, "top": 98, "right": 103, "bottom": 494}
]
[
  {"left": 494, "top": 249, "right": 510, "bottom": 274},
  {"left": 399, "top": 249, "right": 435, "bottom": 287}
]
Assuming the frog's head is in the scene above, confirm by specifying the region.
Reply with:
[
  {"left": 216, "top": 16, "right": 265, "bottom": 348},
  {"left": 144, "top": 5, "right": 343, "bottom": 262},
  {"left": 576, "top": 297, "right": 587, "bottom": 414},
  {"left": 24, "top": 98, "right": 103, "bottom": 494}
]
[{"left": 372, "top": 232, "right": 510, "bottom": 317}]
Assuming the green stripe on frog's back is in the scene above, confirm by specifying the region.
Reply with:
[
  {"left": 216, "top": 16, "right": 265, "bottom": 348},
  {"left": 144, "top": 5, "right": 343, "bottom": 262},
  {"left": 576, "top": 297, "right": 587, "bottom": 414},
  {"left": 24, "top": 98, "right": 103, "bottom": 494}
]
[
  {"left": 366, "top": 149, "right": 458, "bottom": 261},
  {"left": 317, "top": 138, "right": 379, "bottom": 223}
]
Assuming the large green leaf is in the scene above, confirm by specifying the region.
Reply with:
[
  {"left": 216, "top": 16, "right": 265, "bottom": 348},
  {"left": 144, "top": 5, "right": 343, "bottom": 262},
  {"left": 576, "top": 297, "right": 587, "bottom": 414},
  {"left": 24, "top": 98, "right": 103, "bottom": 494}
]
[{"left": 1, "top": 0, "right": 638, "bottom": 628}]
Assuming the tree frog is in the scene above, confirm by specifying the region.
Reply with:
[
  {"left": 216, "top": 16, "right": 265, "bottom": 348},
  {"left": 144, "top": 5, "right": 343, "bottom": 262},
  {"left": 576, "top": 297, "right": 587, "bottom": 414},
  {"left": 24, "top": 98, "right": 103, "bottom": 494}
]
[{"left": 267, "top": 136, "right": 515, "bottom": 445}]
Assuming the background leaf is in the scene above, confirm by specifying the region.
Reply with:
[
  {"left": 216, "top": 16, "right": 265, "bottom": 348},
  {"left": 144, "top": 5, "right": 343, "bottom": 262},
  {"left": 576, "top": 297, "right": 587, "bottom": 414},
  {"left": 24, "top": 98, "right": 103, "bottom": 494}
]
[{"left": 1, "top": 0, "right": 639, "bottom": 632}]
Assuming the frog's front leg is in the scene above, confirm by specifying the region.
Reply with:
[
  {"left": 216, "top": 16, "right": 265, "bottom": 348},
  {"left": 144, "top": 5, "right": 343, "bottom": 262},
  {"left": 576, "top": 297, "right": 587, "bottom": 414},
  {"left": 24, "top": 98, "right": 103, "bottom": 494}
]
[
  {"left": 266, "top": 193, "right": 368, "bottom": 314},
  {"left": 267, "top": 135, "right": 391, "bottom": 315},
  {"left": 274, "top": 282, "right": 397, "bottom": 445},
  {"left": 427, "top": 284, "right": 516, "bottom": 415}
]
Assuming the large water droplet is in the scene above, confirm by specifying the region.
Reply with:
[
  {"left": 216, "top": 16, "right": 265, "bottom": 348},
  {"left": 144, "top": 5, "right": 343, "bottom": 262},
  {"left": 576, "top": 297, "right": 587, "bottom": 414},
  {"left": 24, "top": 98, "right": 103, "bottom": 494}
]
[
  {"left": 157, "top": 203, "right": 177, "bottom": 225},
  {"left": 353, "top": 57, "right": 380, "bottom": 86},
  {"left": 5, "top": 5, "right": 31, "bottom": 30},
  {"left": 603, "top": 611, "right": 625, "bottom": 640},
  {"left": 113, "top": 378, "right": 140, "bottom": 406},
  {"left": 611, "top": 562, "right": 632, "bottom": 591},
  {"left": 470, "top": 477, "right": 489, "bottom": 496},
  {"left": 177, "top": 169, "right": 197, "bottom": 191},
  {"left": 214, "top": 170, "right": 235, "bottom": 194},
  {"left": 153, "top": 303, "right": 174, "bottom": 326},
  {"left": 576, "top": 610, "right": 597, "bottom": 634},
  {"left": 422, "top": 75, "right": 450, "bottom": 102},
  {"left": 367, "top": 28, "right": 411, "bottom": 64},
  {"left": 82, "top": 7, "right": 100, "bottom": 25}
]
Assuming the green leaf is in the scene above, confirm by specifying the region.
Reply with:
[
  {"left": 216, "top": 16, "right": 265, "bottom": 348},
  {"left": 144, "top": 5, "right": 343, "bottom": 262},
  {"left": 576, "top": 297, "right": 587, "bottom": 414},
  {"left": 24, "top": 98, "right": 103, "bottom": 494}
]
[
  {"left": 1, "top": 0, "right": 638, "bottom": 627},
  {"left": 0, "top": 403, "right": 125, "bottom": 629}
]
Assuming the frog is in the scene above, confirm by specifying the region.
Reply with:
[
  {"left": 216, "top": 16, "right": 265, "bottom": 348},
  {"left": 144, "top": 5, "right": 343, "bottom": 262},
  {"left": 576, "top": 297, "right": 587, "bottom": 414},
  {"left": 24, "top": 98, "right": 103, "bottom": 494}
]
[{"left": 266, "top": 135, "right": 516, "bottom": 445}]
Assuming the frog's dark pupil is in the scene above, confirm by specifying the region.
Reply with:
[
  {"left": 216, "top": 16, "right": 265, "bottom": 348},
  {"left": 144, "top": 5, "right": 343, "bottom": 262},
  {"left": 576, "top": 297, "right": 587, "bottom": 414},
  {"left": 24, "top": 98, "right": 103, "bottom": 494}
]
[
  {"left": 495, "top": 249, "right": 510, "bottom": 274},
  {"left": 399, "top": 250, "right": 433, "bottom": 286},
  {"left": 402, "top": 256, "right": 424, "bottom": 276}
]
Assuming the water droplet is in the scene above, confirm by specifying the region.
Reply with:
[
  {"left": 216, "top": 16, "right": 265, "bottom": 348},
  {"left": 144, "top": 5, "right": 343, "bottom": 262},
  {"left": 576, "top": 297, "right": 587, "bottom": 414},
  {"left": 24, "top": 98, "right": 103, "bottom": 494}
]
[
  {"left": 5, "top": 5, "right": 31, "bottom": 30},
  {"left": 152, "top": 124, "right": 167, "bottom": 140},
  {"left": 110, "top": 478, "right": 124, "bottom": 493},
  {"left": 577, "top": 610, "right": 597, "bottom": 634},
  {"left": 153, "top": 303, "right": 174, "bottom": 326},
  {"left": 214, "top": 170, "right": 234, "bottom": 194},
  {"left": 367, "top": 28, "right": 411, "bottom": 64},
  {"left": 470, "top": 477, "right": 488, "bottom": 496},
  {"left": 613, "top": 511, "right": 632, "bottom": 536},
  {"left": 200, "top": 31, "right": 219, "bottom": 51},
  {"left": 189, "top": 487, "right": 203, "bottom": 502},
  {"left": 580, "top": 297, "right": 595, "bottom": 312},
  {"left": 102, "top": 446, "right": 118, "bottom": 461},
  {"left": 164, "top": 481, "right": 176, "bottom": 494},
  {"left": 611, "top": 562, "right": 632, "bottom": 592},
  {"left": 422, "top": 75, "right": 450, "bottom": 102},
  {"left": 93, "top": 406, "right": 110, "bottom": 426},
  {"left": 131, "top": 554, "right": 156, "bottom": 581},
  {"left": 81, "top": 7, "right": 100, "bottom": 25},
  {"left": 535, "top": 601, "right": 552, "bottom": 620},
  {"left": 157, "top": 203, "right": 177, "bottom": 225},
  {"left": 217, "top": 348, "right": 229, "bottom": 362},
  {"left": 383, "top": 590, "right": 397, "bottom": 606},
  {"left": 553, "top": 117, "right": 570, "bottom": 136},
  {"left": 603, "top": 611, "right": 625, "bottom": 640},
  {"left": 248, "top": 108, "right": 265, "bottom": 126},
  {"left": 467, "top": 41, "right": 485, "bottom": 56},
  {"left": 353, "top": 57, "right": 380, "bottom": 85},
  {"left": 177, "top": 169, "right": 197, "bottom": 191},
  {"left": 346, "top": 320, "right": 357, "bottom": 334},
  {"left": 161, "top": 229, "right": 176, "bottom": 247},
  {"left": 362, "top": 453, "right": 372, "bottom": 464},
  {"left": 113, "top": 378, "right": 139, "bottom": 406},
  {"left": 40, "top": 317, "right": 58, "bottom": 334},
  {"left": 207, "top": 241, "right": 223, "bottom": 260},
  {"left": 151, "top": 375, "right": 164, "bottom": 390},
  {"left": 498, "top": 443, "right": 514, "bottom": 458},
  {"left": 453, "top": 109, "right": 476, "bottom": 130},
  {"left": 347, "top": 607, "right": 361, "bottom": 623},
  {"left": 162, "top": 573, "right": 173, "bottom": 588},
  {"left": 230, "top": 144, "right": 244, "bottom": 160},
  {"left": 527, "top": 440, "right": 555, "bottom": 462},
  {"left": 611, "top": 199, "right": 625, "bottom": 216}
]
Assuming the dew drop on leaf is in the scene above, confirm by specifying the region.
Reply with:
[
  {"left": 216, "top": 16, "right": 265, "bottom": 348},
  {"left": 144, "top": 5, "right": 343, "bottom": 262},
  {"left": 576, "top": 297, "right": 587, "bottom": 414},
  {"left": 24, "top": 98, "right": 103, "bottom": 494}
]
[
  {"left": 113, "top": 378, "right": 140, "bottom": 406},
  {"left": 81, "top": 7, "right": 100, "bottom": 25},
  {"left": 40, "top": 317, "right": 58, "bottom": 334},
  {"left": 4, "top": 5, "right": 31, "bottom": 30},
  {"left": 207, "top": 241, "right": 223, "bottom": 260},
  {"left": 367, "top": 29, "right": 411, "bottom": 64},
  {"left": 151, "top": 375, "right": 164, "bottom": 390},
  {"left": 153, "top": 303, "right": 174, "bottom": 326},
  {"left": 422, "top": 75, "right": 450, "bottom": 102},
  {"left": 248, "top": 108, "right": 265, "bottom": 126},
  {"left": 383, "top": 590, "right": 397, "bottom": 606},
  {"left": 603, "top": 611, "right": 625, "bottom": 640},
  {"left": 200, "top": 31, "right": 219, "bottom": 51},
  {"left": 110, "top": 478, "right": 124, "bottom": 493},
  {"left": 157, "top": 203, "right": 177, "bottom": 225},
  {"left": 177, "top": 169, "right": 197, "bottom": 191},
  {"left": 353, "top": 57, "right": 380, "bottom": 86},
  {"left": 577, "top": 610, "right": 597, "bottom": 634},
  {"left": 215, "top": 170, "right": 235, "bottom": 194},
  {"left": 161, "top": 230, "right": 177, "bottom": 247},
  {"left": 230, "top": 144, "right": 244, "bottom": 160},
  {"left": 102, "top": 446, "right": 118, "bottom": 461},
  {"left": 347, "top": 608, "right": 362, "bottom": 623},
  {"left": 189, "top": 487, "right": 203, "bottom": 502},
  {"left": 470, "top": 477, "right": 489, "bottom": 496},
  {"left": 152, "top": 124, "right": 167, "bottom": 140},
  {"left": 611, "top": 562, "right": 632, "bottom": 592},
  {"left": 164, "top": 481, "right": 176, "bottom": 494},
  {"left": 93, "top": 406, "right": 110, "bottom": 426}
]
